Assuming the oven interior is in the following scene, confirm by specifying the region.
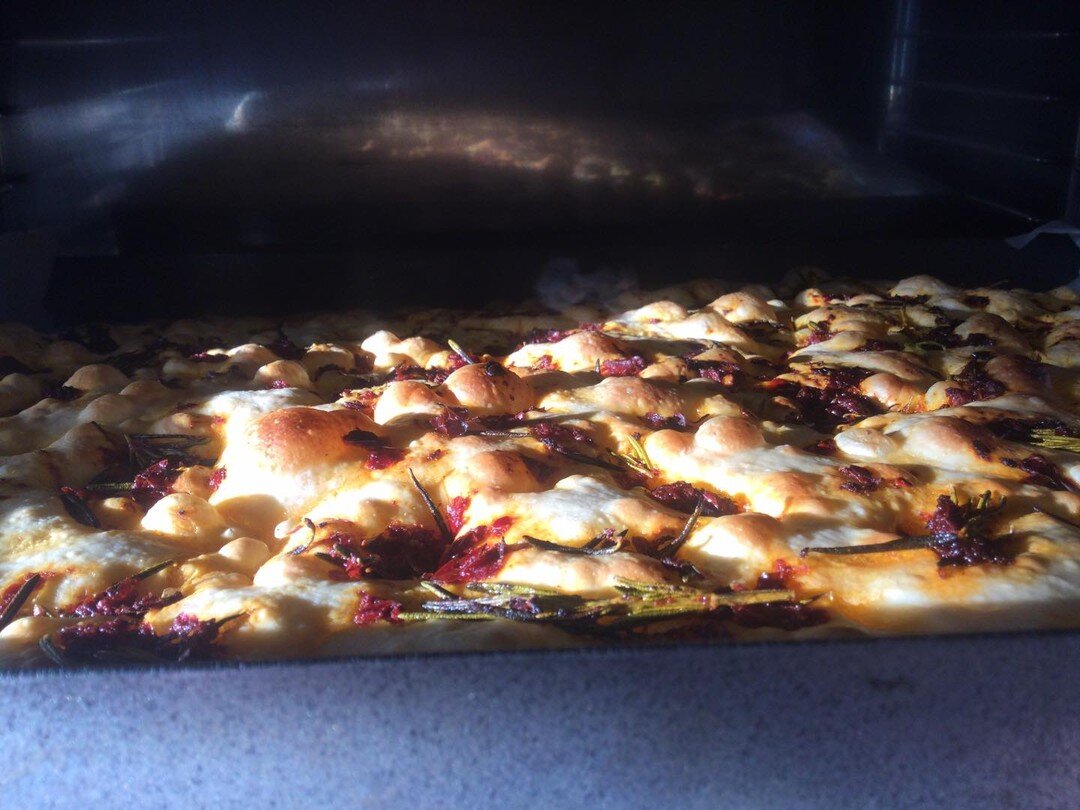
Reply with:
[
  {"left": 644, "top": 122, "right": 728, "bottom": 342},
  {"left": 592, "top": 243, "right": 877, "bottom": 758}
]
[{"left": 2, "top": 0, "right": 1078, "bottom": 326}]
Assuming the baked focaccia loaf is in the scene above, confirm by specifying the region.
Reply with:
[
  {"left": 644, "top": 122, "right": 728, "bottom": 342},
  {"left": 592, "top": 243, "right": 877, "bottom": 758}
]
[{"left": 1, "top": 273, "right": 1078, "bottom": 666}]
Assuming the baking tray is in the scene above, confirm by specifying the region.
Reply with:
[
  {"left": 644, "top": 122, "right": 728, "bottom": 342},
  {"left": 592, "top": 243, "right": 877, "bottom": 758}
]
[{"left": 1, "top": 631, "right": 1077, "bottom": 808}]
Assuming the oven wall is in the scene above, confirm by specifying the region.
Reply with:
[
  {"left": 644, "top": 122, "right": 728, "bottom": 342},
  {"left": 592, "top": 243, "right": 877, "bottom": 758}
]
[{"left": 0, "top": 1, "right": 1077, "bottom": 323}]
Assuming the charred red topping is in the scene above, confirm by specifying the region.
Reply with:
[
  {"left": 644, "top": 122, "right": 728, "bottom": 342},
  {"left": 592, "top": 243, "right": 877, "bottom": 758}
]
[
  {"left": 730, "top": 599, "right": 830, "bottom": 631},
  {"left": 642, "top": 412, "right": 688, "bottom": 431},
  {"left": 727, "top": 560, "right": 829, "bottom": 630},
  {"left": 341, "top": 388, "right": 383, "bottom": 412},
  {"left": 207, "top": 466, "right": 227, "bottom": 493},
  {"left": 431, "top": 541, "right": 514, "bottom": 584},
  {"left": 599, "top": 355, "right": 647, "bottom": 377},
  {"left": 838, "top": 465, "right": 881, "bottom": 494},
  {"left": 856, "top": 339, "right": 892, "bottom": 352},
  {"left": 323, "top": 525, "right": 445, "bottom": 581},
  {"left": 130, "top": 458, "right": 182, "bottom": 507},
  {"left": 521, "top": 456, "right": 557, "bottom": 484},
  {"left": 803, "top": 438, "right": 837, "bottom": 456},
  {"left": 54, "top": 618, "right": 143, "bottom": 658},
  {"left": 647, "top": 481, "right": 740, "bottom": 517},
  {"left": 188, "top": 351, "right": 227, "bottom": 363},
  {"left": 263, "top": 333, "right": 306, "bottom": 361},
  {"left": 390, "top": 364, "right": 451, "bottom": 385},
  {"left": 430, "top": 409, "right": 469, "bottom": 437},
  {"left": 945, "top": 358, "right": 1006, "bottom": 406},
  {"left": 445, "top": 496, "right": 471, "bottom": 535},
  {"left": 164, "top": 613, "right": 233, "bottom": 660},
  {"left": 53, "top": 612, "right": 233, "bottom": 662},
  {"left": 687, "top": 358, "right": 740, "bottom": 385},
  {"left": 429, "top": 407, "right": 527, "bottom": 438},
  {"left": 365, "top": 447, "right": 405, "bottom": 470},
  {"left": 754, "top": 559, "right": 798, "bottom": 590},
  {"left": 0, "top": 572, "right": 47, "bottom": 616},
  {"left": 518, "top": 328, "right": 578, "bottom": 347},
  {"left": 987, "top": 417, "right": 1078, "bottom": 444},
  {"left": 445, "top": 353, "right": 469, "bottom": 372},
  {"left": 814, "top": 366, "right": 874, "bottom": 388},
  {"left": 353, "top": 592, "right": 403, "bottom": 626},
  {"left": 772, "top": 378, "right": 880, "bottom": 433},
  {"left": 530, "top": 422, "right": 594, "bottom": 453},
  {"left": 1016, "top": 454, "right": 1077, "bottom": 492},
  {"left": 517, "top": 323, "right": 602, "bottom": 348},
  {"left": 342, "top": 429, "right": 405, "bottom": 470},
  {"left": 804, "top": 322, "right": 834, "bottom": 345},
  {"left": 533, "top": 355, "right": 557, "bottom": 371},
  {"left": 433, "top": 518, "right": 517, "bottom": 583},
  {"left": 68, "top": 576, "right": 179, "bottom": 618},
  {"left": 921, "top": 325, "right": 995, "bottom": 349},
  {"left": 925, "top": 495, "right": 1016, "bottom": 568}
]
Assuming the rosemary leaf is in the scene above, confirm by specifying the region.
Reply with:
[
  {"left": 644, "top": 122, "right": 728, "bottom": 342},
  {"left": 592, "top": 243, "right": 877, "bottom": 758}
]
[
  {"left": 400, "top": 577, "right": 797, "bottom": 631},
  {"left": 396, "top": 611, "right": 494, "bottom": 622},
  {"left": 39, "top": 634, "right": 66, "bottom": 666},
  {"left": 464, "top": 582, "right": 562, "bottom": 597},
  {"left": 1030, "top": 430, "right": 1080, "bottom": 454},
  {"left": 523, "top": 535, "right": 623, "bottom": 556},
  {"left": 549, "top": 448, "right": 622, "bottom": 471},
  {"left": 446, "top": 339, "right": 476, "bottom": 365},
  {"left": 800, "top": 536, "right": 931, "bottom": 557},
  {"left": 59, "top": 489, "right": 100, "bottom": 528},
  {"left": 419, "top": 580, "right": 458, "bottom": 599},
  {"left": 657, "top": 497, "right": 704, "bottom": 557},
  {"left": 408, "top": 467, "right": 452, "bottom": 542},
  {"left": 131, "top": 559, "right": 175, "bottom": 582},
  {"left": 83, "top": 481, "right": 135, "bottom": 494},
  {"left": 609, "top": 434, "right": 657, "bottom": 477},
  {"left": 0, "top": 574, "right": 43, "bottom": 632}
]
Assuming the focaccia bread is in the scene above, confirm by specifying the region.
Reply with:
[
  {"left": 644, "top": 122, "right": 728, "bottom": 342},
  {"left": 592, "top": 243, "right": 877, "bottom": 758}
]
[{"left": 1, "top": 272, "right": 1078, "bottom": 666}]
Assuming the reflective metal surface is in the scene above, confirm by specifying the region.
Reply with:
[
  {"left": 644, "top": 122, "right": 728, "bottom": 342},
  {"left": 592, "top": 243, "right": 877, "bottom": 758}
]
[{"left": 4, "top": 1, "right": 1075, "bottom": 258}]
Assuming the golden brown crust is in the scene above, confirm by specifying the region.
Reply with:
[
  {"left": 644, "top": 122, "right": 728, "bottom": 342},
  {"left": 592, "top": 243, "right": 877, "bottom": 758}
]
[{"left": 1, "top": 271, "right": 1079, "bottom": 666}]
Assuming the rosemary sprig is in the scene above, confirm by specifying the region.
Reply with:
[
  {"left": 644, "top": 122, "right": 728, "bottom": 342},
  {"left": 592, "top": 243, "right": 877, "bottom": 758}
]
[
  {"left": 130, "top": 559, "right": 175, "bottom": 582},
  {"left": 446, "top": 339, "right": 476, "bottom": 365},
  {"left": 609, "top": 434, "right": 657, "bottom": 477},
  {"left": 59, "top": 488, "right": 100, "bottom": 528},
  {"left": 408, "top": 467, "right": 452, "bottom": 542},
  {"left": 801, "top": 491, "right": 1005, "bottom": 558},
  {"left": 656, "top": 497, "right": 703, "bottom": 558},
  {"left": 800, "top": 535, "right": 932, "bottom": 557},
  {"left": 287, "top": 518, "right": 318, "bottom": 556},
  {"left": 125, "top": 433, "right": 209, "bottom": 470},
  {"left": 40, "top": 612, "right": 245, "bottom": 666},
  {"left": 583, "top": 529, "right": 628, "bottom": 550},
  {"left": 523, "top": 533, "right": 624, "bottom": 556},
  {"left": 548, "top": 449, "right": 623, "bottom": 472},
  {"left": 39, "top": 634, "right": 65, "bottom": 666},
  {"left": 1030, "top": 429, "right": 1080, "bottom": 454},
  {"left": 397, "top": 578, "right": 795, "bottom": 632},
  {"left": 0, "top": 574, "right": 44, "bottom": 632}
]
